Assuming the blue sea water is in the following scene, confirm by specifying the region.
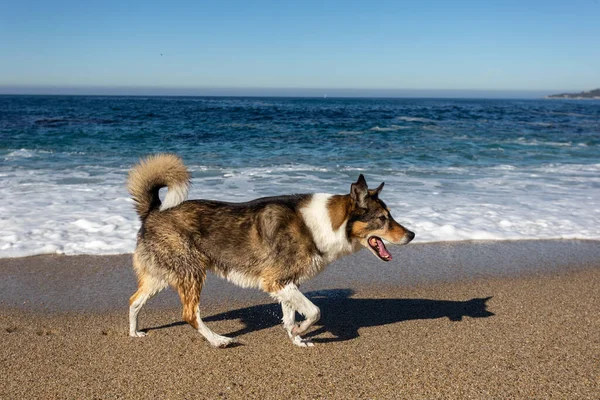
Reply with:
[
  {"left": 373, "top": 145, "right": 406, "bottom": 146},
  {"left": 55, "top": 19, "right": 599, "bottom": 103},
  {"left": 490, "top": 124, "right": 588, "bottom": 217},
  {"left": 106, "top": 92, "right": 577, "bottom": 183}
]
[{"left": 1, "top": 95, "right": 599, "bottom": 257}]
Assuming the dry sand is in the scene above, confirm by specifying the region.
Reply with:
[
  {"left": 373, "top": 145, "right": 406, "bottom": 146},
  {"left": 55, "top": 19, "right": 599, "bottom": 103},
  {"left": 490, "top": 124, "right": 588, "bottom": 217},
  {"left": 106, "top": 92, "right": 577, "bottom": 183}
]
[{"left": 1, "top": 241, "right": 599, "bottom": 399}]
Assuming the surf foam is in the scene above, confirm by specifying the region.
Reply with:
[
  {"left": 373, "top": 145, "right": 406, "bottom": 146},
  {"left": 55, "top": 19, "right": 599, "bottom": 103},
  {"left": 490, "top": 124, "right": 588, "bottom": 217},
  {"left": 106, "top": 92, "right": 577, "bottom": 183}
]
[{"left": 1, "top": 162, "right": 600, "bottom": 258}]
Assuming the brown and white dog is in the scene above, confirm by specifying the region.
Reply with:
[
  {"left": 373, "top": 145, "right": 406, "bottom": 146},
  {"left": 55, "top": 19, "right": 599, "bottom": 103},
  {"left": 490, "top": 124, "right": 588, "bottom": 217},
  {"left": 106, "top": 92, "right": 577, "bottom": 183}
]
[{"left": 128, "top": 154, "right": 414, "bottom": 347}]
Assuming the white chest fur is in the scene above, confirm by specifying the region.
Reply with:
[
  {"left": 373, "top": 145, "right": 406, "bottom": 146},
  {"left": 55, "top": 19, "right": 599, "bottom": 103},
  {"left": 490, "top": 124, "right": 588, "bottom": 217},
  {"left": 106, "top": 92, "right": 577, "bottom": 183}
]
[{"left": 300, "top": 193, "right": 355, "bottom": 263}]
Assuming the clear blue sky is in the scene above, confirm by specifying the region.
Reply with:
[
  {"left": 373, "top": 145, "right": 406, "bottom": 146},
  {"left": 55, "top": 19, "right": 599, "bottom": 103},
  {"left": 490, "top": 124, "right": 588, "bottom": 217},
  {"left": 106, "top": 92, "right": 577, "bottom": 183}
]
[{"left": 1, "top": 0, "right": 598, "bottom": 95}]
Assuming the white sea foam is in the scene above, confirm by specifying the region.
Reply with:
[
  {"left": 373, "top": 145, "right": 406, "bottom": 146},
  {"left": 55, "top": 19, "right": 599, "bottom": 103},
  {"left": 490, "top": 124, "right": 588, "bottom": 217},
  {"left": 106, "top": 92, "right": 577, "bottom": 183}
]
[
  {"left": 514, "top": 137, "right": 574, "bottom": 147},
  {"left": 370, "top": 125, "right": 407, "bottom": 132},
  {"left": 3, "top": 149, "right": 53, "bottom": 160},
  {"left": 1, "top": 162, "right": 600, "bottom": 258},
  {"left": 338, "top": 130, "right": 364, "bottom": 135},
  {"left": 524, "top": 121, "right": 554, "bottom": 127},
  {"left": 395, "top": 116, "right": 435, "bottom": 123}
]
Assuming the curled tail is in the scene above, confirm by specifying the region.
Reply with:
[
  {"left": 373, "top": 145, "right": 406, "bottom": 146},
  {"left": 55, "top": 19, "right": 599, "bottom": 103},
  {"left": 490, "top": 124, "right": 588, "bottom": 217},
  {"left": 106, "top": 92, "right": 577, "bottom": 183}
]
[{"left": 127, "top": 154, "right": 191, "bottom": 220}]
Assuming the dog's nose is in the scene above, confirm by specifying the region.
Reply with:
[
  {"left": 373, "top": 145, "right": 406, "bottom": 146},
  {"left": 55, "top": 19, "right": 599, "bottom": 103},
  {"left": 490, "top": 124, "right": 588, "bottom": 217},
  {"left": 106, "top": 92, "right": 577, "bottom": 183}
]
[{"left": 406, "top": 230, "right": 415, "bottom": 243}]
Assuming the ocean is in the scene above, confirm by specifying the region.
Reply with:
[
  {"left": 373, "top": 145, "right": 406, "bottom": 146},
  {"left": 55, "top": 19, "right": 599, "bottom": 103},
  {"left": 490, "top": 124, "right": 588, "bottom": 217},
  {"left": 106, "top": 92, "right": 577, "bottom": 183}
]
[{"left": 1, "top": 95, "right": 599, "bottom": 258}]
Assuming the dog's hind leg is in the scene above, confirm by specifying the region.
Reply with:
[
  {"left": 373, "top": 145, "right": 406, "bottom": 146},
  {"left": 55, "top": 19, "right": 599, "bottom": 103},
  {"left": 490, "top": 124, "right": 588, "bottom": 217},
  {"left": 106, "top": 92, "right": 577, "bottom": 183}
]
[
  {"left": 281, "top": 302, "right": 296, "bottom": 337},
  {"left": 272, "top": 283, "right": 320, "bottom": 347},
  {"left": 129, "top": 273, "right": 168, "bottom": 337},
  {"left": 177, "top": 277, "right": 235, "bottom": 348}
]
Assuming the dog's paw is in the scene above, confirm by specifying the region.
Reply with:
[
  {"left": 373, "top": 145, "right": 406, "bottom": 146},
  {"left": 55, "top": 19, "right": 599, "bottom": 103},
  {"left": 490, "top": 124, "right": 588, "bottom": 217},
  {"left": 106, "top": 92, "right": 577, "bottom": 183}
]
[
  {"left": 291, "top": 324, "right": 302, "bottom": 336},
  {"left": 209, "top": 335, "right": 236, "bottom": 348},
  {"left": 291, "top": 336, "right": 314, "bottom": 348},
  {"left": 129, "top": 330, "right": 147, "bottom": 338}
]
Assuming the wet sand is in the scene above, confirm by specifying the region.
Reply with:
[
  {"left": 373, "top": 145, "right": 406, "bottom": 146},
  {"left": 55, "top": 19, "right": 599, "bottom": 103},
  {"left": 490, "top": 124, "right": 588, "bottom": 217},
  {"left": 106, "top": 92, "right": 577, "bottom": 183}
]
[{"left": 1, "top": 240, "right": 599, "bottom": 398}]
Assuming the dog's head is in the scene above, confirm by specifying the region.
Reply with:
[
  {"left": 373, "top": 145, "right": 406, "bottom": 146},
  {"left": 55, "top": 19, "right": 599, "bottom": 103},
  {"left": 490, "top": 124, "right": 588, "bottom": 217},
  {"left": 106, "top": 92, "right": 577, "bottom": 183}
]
[{"left": 347, "top": 174, "right": 415, "bottom": 261}]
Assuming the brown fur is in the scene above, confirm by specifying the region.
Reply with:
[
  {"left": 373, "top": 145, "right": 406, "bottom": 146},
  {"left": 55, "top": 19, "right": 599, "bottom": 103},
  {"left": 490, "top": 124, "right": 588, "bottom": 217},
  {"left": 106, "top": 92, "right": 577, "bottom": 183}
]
[
  {"left": 327, "top": 195, "right": 353, "bottom": 231},
  {"left": 131, "top": 196, "right": 321, "bottom": 307}
]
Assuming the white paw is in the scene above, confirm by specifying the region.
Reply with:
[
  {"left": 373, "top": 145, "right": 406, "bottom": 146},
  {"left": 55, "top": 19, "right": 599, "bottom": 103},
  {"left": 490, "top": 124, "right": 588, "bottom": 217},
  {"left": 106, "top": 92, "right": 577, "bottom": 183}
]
[
  {"left": 292, "top": 336, "right": 314, "bottom": 347},
  {"left": 130, "top": 330, "right": 147, "bottom": 337},
  {"left": 291, "top": 324, "right": 305, "bottom": 337},
  {"left": 209, "top": 335, "right": 236, "bottom": 348}
]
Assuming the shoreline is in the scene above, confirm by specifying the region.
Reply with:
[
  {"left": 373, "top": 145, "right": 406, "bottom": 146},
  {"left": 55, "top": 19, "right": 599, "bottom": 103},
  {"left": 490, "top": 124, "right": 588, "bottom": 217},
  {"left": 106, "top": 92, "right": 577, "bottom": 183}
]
[
  {"left": 1, "top": 239, "right": 599, "bottom": 313},
  {"left": 1, "top": 239, "right": 599, "bottom": 398},
  {"left": 5, "top": 236, "right": 600, "bottom": 260}
]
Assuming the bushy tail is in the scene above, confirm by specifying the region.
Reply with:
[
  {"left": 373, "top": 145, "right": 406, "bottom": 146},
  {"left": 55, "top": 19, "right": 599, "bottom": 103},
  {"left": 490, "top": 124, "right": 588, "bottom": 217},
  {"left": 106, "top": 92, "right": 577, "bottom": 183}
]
[{"left": 127, "top": 154, "right": 190, "bottom": 221}]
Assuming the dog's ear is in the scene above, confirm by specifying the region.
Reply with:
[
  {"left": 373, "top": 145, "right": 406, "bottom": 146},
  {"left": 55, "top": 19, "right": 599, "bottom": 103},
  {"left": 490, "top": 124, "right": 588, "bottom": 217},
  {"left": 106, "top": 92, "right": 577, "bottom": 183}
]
[
  {"left": 369, "top": 182, "right": 384, "bottom": 198},
  {"left": 351, "top": 174, "right": 369, "bottom": 207}
]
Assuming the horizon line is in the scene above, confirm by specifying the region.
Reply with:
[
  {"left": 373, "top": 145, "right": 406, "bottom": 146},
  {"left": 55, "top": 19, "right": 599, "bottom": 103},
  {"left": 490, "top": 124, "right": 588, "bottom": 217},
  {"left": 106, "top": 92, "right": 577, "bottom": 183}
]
[{"left": 0, "top": 85, "right": 577, "bottom": 99}]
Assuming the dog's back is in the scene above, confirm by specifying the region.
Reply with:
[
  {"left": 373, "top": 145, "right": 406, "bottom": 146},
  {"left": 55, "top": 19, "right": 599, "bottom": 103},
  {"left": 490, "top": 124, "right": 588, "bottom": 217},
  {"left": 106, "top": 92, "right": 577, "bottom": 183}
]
[{"left": 136, "top": 194, "right": 325, "bottom": 292}]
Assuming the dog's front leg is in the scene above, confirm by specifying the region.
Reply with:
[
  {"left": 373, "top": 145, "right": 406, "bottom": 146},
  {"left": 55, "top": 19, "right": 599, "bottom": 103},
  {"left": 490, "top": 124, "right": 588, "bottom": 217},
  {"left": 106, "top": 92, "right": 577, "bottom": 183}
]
[{"left": 273, "top": 284, "right": 320, "bottom": 347}]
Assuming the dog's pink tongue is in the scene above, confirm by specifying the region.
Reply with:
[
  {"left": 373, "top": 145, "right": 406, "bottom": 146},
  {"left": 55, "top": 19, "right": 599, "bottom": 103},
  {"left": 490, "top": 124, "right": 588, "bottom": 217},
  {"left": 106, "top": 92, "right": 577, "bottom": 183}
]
[{"left": 376, "top": 238, "right": 392, "bottom": 260}]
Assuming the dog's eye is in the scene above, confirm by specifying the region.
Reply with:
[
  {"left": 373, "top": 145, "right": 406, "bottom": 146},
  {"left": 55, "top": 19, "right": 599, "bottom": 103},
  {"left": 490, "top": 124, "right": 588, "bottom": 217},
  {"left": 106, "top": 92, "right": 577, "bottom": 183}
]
[{"left": 378, "top": 216, "right": 387, "bottom": 222}]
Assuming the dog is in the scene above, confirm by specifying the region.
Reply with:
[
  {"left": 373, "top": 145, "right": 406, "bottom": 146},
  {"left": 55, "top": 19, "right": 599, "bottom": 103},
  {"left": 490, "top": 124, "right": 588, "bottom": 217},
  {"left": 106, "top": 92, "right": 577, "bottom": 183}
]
[{"left": 127, "top": 154, "right": 415, "bottom": 347}]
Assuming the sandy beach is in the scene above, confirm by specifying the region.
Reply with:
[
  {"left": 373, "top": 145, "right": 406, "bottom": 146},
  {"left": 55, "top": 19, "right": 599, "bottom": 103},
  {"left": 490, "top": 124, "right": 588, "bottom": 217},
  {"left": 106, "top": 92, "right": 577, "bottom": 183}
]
[{"left": 1, "top": 240, "right": 599, "bottom": 399}]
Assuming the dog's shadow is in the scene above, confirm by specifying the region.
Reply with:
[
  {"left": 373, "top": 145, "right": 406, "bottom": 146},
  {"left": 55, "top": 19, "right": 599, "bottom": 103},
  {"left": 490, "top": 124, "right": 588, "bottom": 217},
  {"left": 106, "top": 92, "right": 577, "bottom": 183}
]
[{"left": 165, "top": 288, "right": 493, "bottom": 343}]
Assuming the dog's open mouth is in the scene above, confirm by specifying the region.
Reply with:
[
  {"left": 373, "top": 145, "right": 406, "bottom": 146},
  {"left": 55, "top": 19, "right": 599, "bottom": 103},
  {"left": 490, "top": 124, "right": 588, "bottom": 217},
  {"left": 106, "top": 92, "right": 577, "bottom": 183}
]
[{"left": 368, "top": 236, "right": 392, "bottom": 261}]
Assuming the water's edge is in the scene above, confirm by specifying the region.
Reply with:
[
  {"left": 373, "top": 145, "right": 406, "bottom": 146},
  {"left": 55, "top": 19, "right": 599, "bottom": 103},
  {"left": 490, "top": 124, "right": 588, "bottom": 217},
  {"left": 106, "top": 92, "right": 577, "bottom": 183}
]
[{"left": 1, "top": 239, "right": 598, "bottom": 312}]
